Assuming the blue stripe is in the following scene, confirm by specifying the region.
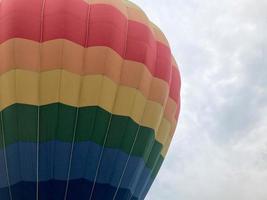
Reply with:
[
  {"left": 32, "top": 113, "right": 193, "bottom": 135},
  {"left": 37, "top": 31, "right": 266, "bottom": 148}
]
[{"left": 0, "top": 141, "right": 154, "bottom": 199}]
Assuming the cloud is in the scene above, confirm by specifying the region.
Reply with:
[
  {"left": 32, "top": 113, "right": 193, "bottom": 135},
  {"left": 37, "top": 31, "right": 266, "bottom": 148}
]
[{"left": 131, "top": 0, "right": 267, "bottom": 199}]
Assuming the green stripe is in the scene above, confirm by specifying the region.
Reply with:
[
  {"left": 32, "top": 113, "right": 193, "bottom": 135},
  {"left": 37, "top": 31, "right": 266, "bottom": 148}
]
[{"left": 0, "top": 103, "right": 164, "bottom": 170}]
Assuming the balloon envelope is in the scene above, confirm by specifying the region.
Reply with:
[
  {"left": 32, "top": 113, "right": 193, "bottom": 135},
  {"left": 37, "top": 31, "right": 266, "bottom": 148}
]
[{"left": 0, "top": 0, "right": 181, "bottom": 199}]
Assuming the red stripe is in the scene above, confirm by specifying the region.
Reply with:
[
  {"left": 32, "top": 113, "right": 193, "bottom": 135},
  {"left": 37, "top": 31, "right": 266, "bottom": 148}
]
[
  {"left": 0, "top": 0, "right": 42, "bottom": 42},
  {"left": 43, "top": 0, "right": 89, "bottom": 46},
  {"left": 170, "top": 67, "right": 181, "bottom": 103},
  {"left": 0, "top": 0, "right": 181, "bottom": 104}
]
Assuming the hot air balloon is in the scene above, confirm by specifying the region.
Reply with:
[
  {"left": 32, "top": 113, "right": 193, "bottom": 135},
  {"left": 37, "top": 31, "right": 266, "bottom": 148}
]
[{"left": 0, "top": 0, "right": 181, "bottom": 199}]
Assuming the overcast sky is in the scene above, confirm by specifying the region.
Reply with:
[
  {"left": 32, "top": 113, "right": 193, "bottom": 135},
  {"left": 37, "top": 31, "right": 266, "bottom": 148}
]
[{"left": 131, "top": 0, "right": 267, "bottom": 200}]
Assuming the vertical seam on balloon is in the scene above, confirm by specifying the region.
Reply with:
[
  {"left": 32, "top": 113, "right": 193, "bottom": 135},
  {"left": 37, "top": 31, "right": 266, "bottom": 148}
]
[
  {"left": 110, "top": 3, "right": 146, "bottom": 200},
  {"left": 87, "top": 29, "right": 114, "bottom": 200},
  {"left": 137, "top": 139, "right": 166, "bottom": 199},
  {"left": 139, "top": 73, "right": 179, "bottom": 195},
  {"left": 142, "top": 146, "right": 166, "bottom": 197},
  {"left": 63, "top": 2, "right": 92, "bottom": 200},
  {"left": 139, "top": 167, "right": 155, "bottom": 199},
  {"left": 111, "top": 77, "right": 146, "bottom": 199},
  {"left": 111, "top": 125, "right": 141, "bottom": 200},
  {"left": 131, "top": 52, "right": 169, "bottom": 200},
  {"left": 112, "top": 68, "right": 157, "bottom": 200},
  {"left": 138, "top": 42, "right": 175, "bottom": 200},
  {"left": 140, "top": 153, "right": 164, "bottom": 199},
  {"left": 78, "top": 6, "right": 112, "bottom": 186},
  {"left": 82, "top": 4, "right": 110, "bottom": 194},
  {"left": 88, "top": 109, "right": 113, "bottom": 200},
  {"left": 159, "top": 65, "right": 180, "bottom": 158},
  {"left": 139, "top": 67, "right": 178, "bottom": 199},
  {"left": 0, "top": 112, "right": 13, "bottom": 200},
  {"left": 112, "top": 80, "right": 151, "bottom": 197},
  {"left": 87, "top": 0, "right": 118, "bottom": 197},
  {"left": 13, "top": 36, "right": 22, "bottom": 199},
  {"left": 51, "top": 42, "right": 65, "bottom": 182},
  {"left": 140, "top": 157, "right": 163, "bottom": 200},
  {"left": 88, "top": 3, "right": 130, "bottom": 199},
  {"left": 136, "top": 76, "right": 173, "bottom": 199},
  {"left": 107, "top": 94, "right": 141, "bottom": 198},
  {"left": 114, "top": 12, "right": 162, "bottom": 200},
  {"left": 36, "top": 0, "right": 46, "bottom": 199},
  {"left": 0, "top": 1, "right": 12, "bottom": 197}
]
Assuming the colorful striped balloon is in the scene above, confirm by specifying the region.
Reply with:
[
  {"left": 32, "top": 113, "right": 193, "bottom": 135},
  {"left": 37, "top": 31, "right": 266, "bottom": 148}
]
[{"left": 0, "top": 0, "right": 181, "bottom": 199}]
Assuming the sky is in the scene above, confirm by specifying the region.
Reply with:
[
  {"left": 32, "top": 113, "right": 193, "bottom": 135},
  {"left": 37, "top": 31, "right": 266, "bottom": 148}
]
[{"left": 131, "top": 0, "right": 267, "bottom": 200}]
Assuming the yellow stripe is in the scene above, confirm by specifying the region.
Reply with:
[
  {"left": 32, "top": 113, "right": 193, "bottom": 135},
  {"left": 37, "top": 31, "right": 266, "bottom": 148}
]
[
  {"left": 0, "top": 69, "right": 177, "bottom": 157},
  {"left": 162, "top": 136, "right": 173, "bottom": 157},
  {"left": 0, "top": 39, "right": 170, "bottom": 106},
  {"left": 0, "top": 37, "right": 178, "bottom": 129},
  {"left": 156, "top": 118, "right": 171, "bottom": 145},
  {"left": 0, "top": 69, "right": 175, "bottom": 145},
  {"left": 162, "top": 119, "right": 178, "bottom": 156}
]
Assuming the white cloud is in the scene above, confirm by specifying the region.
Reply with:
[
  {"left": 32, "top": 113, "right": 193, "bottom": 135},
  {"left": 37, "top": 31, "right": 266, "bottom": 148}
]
[{"left": 131, "top": 0, "right": 267, "bottom": 199}]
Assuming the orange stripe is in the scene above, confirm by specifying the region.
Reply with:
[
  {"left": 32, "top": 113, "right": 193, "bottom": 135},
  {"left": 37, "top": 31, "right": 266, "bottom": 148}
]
[{"left": 0, "top": 39, "right": 171, "bottom": 106}]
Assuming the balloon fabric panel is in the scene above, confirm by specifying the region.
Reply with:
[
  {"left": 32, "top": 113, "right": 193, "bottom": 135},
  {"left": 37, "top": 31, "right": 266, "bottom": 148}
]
[{"left": 0, "top": 0, "right": 181, "bottom": 199}]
